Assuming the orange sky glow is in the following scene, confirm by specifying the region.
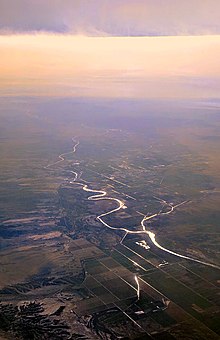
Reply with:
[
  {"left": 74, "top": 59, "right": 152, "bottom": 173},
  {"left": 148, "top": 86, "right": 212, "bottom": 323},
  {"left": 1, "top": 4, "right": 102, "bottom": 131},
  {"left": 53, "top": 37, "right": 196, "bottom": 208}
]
[{"left": 0, "top": 34, "right": 220, "bottom": 99}]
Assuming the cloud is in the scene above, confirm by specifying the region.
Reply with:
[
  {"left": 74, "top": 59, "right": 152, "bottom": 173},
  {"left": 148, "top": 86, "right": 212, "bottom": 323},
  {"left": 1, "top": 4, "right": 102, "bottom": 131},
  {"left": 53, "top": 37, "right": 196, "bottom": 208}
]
[{"left": 0, "top": 0, "right": 220, "bottom": 36}]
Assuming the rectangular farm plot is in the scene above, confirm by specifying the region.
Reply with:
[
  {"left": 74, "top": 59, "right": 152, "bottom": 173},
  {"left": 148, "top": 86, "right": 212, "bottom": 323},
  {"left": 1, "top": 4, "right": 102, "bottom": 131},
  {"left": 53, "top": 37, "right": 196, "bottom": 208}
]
[
  {"left": 84, "top": 258, "right": 109, "bottom": 275},
  {"left": 102, "top": 277, "right": 137, "bottom": 300},
  {"left": 162, "top": 263, "right": 220, "bottom": 305},
  {"left": 83, "top": 258, "right": 138, "bottom": 303},
  {"left": 83, "top": 274, "right": 120, "bottom": 304},
  {"left": 114, "top": 244, "right": 155, "bottom": 272},
  {"left": 111, "top": 250, "right": 139, "bottom": 272},
  {"left": 150, "top": 310, "right": 176, "bottom": 327},
  {"left": 99, "top": 257, "right": 121, "bottom": 270},
  {"left": 89, "top": 269, "right": 137, "bottom": 300},
  {"left": 76, "top": 296, "right": 114, "bottom": 316},
  {"left": 182, "top": 262, "right": 220, "bottom": 286},
  {"left": 141, "top": 271, "right": 213, "bottom": 318}
]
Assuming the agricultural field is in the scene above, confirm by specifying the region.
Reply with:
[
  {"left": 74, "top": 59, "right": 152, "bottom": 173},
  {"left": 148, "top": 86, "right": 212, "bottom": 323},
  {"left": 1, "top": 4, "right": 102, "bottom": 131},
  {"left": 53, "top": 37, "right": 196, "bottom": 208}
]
[{"left": 0, "top": 97, "right": 220, "bottom": 339}]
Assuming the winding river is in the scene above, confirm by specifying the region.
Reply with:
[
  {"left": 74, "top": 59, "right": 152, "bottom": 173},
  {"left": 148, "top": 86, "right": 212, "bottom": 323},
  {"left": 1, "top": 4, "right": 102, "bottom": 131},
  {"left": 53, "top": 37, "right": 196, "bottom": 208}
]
[{"left": 47, "top": 139, "right": 220, "bottom": 271}]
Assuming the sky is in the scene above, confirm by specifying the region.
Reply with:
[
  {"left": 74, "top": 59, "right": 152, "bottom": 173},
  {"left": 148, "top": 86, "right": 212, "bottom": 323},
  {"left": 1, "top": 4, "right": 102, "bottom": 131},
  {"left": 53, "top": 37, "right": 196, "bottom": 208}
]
[
  {"left": 0, "top": 1, "right": 219, "bottom": 100},
  {"left": 0, "top": 0, "right": 220, "bottom": 36}
]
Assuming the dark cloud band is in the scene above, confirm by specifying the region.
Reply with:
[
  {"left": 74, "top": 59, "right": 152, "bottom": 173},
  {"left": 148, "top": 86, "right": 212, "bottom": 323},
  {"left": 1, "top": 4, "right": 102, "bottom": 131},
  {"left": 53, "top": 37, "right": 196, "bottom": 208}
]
[{"left": 0, "top": 0, "right": 220, "bottom": 36}]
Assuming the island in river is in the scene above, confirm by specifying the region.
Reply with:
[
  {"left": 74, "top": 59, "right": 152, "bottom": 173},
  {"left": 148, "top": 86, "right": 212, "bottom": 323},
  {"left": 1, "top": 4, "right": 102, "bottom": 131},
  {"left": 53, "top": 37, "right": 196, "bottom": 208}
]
[{"left": 0, "top": 97, "right": 220, "bottom": 339}]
